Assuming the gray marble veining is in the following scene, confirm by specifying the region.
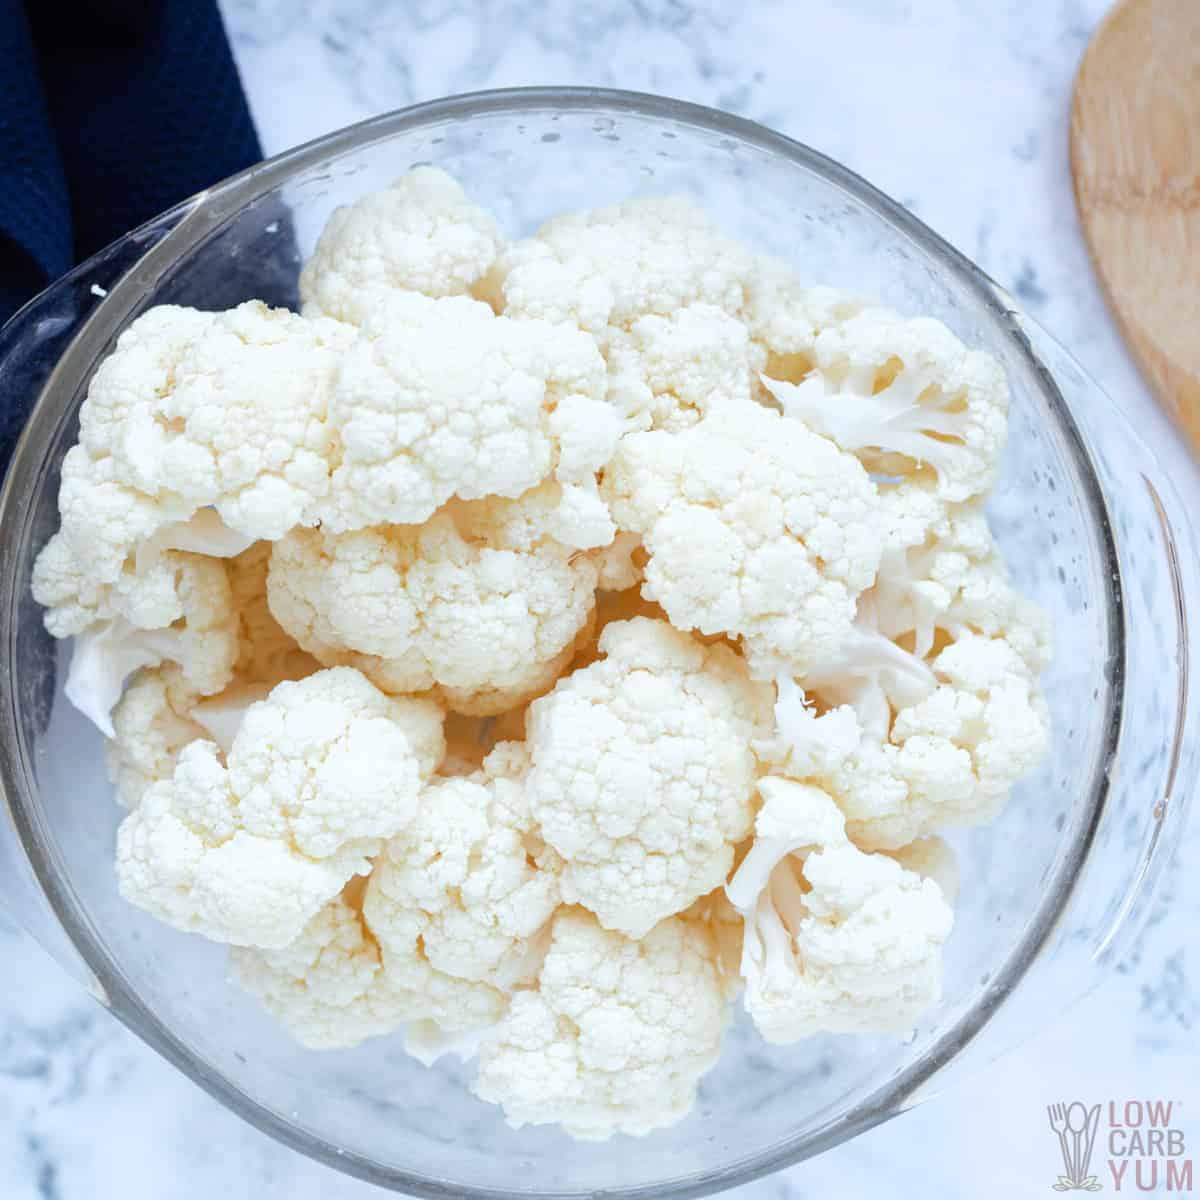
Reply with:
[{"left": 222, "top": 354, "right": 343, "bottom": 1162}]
[{"left": 3, "top": 1, "right": 1198, "bottom": 1197}]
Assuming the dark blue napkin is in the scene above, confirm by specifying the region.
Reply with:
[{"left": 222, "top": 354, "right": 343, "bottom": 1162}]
[{"left": 0, "top": 0, "right": 262, "bottom": 326}]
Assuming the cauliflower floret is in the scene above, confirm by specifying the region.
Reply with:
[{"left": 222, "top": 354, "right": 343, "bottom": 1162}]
[
  {"left": 230, "top": 888, "right": 415, "bottom": 1049},
  {"left": 606, "top": 303, "right": 764, "bottom": 430},
  {"left": 490, "top": 196, "right": 758, "bottom": 344},
  {"left": 33, "top": 508, "right": 254, "bottom": 639},
  {"left": 36, "top": 302, "right": 354, "bottom": 603},
  {"left": 570, "top": 585, "right": 668, "bottom": 670},
  {"left": 491, "top": 197, "right": 872, "bottom": 416},
  {"left": 63, "top": 553, "right": 238, "bottom": 736},
  {"left": 234, "top": 873, "right": 510, "bottom": 1052},
  {"left": 472, "top": 907, "right": 730, "bottom": 1140},
  {"left": 744, "top": 276, "right": 868, "bottom": 381},
  {"left": 269, "top": 483, "right": 600, "bottom": 716},
  {"left": 490, "top": 197, "right": 785, "bottom": 429},
  {"left": 763, "top": 308, "right": 1008, "bottom": 503},
  {"left": 602, "top": 400, "right": 883, "bottom": 679},
  {"left": 726, "top": 778, "right": 953, "bottom": 1041},
  {"left": 362, "top": 882, "right": 510, "bottom": 1035},
  {"left": 106, "top": 668, "right": 208, "bottom": 808},
  {"left": 775, "top": 634, "right": 1049, "bottom": 850},
  {"left": 318, "top": 291, "right": 621, "bottom": 538},
  {"left": 300, "top": 167, "right": 505, "bottom": 323},
  {"left": 105, "top": 543, "right": 328, "bottom": 770},
  {"left": 368, "top": 743, "right": 560, "bottom": 989},
  {"left": 889, "top": 632, "right": 1050, "bottom": 820},
  {"left": 104, "top": 542, "right": 327, "bottom": 806},
  {"left": 115, "top": 668, "right": 445, "bottom": 947},
  {"left": 864, "top": 497, "right": 1052, "bottom": 672},
  {"left": 526, "top": 618, "right": 773, "bottom": 937}
]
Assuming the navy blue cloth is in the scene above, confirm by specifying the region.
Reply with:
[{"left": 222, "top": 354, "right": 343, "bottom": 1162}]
[{"left": 0, "top": 0, "right": 262, "bottom": 326}]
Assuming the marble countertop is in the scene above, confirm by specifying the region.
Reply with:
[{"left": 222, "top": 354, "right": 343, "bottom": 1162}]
[{"left": 4, "top": 1, "right": 1199, "bottom": 1197}]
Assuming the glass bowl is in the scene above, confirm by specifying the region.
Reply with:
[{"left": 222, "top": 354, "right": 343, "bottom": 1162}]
[{"left": 0, "top": 88, "right": 1196, "bottom": 1199}]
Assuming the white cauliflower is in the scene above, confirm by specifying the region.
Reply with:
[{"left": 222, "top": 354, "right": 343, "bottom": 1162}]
[
  {"left": 526, "top": 617, "right": 772, "bottom": 937},
  {"left": 104, "top": 541, "right": 322, "bottom": 804},
  {"left": 300, "top": 167, "right": 505, "bottom": 323},
  {"left": 568, "top": 585, "right": 667, "bottom": 671},
  {"left": 318, "top": 290, "right": 621, "bottom": 539},
  {"left": 28, "top": 175, "right": 1055, "bottom": 1140},
  {"left": 744, "top": 276, "right": 868, "bottom": 380},
  {"left": 36, "top": 302, "right": 354, "bottom": 602},
  {"left": 268, "top": 483, "right": 600, "bottom": 715},
  {"left": 368, "top": 743, "right": 560, "bottom": 989},
  {"left": 106, "top": 668, "right": 208, "bottom": 808},
  {"left": 888, "top": 632, "right": 1050, "bottom": 823},
  {"left": 237, "top": 860, "right": 516, "bottom": 1051},
  {"left": 33, "top": 507, "right": 253, "bottom": 639},
  {"left": 606, "top": 303, "right": 763, "bottom": 430},
  {"left": 472, "top": 907, "right": 730, "bottom": 1140},
  {"left": 362, "top": 881, "right": 511, "bottom": 1036},
  {"left": 230, "top": 888, "right": 414, "bottom": 1049},
  {"left": 491, "top": 196, "right": 870, "bottom": 415},
  {"left": 775, "top": 632, "right": 1049, "bottom": 850},
  {"left": 489, "top": 195, "right": 758, "bottom": 346},
  {"left": 798, "top": 622, "right": 936, "bottom": 743},
  {"left": 763, "top": 308, "right": 1008, "bottom": 503},
  {"left": 116, "top": 668, "right": 445, "bottom": 947},
  {"left": 726, "top": 778, "right": 953, "bottom": 1041},
  {"left": 63, "top": 553, "right": 238, "bottom": 736},
  {"left": 602, "top": 400, "right": 883, "bottom": 679},
  {"left": 864, "top": 496, "right": 1052, "bottom": 672}
]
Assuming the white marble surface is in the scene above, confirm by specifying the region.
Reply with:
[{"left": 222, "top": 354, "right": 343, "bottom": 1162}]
[{"left": 4, "top": 1, "right": 1200, "bottom": 1197}]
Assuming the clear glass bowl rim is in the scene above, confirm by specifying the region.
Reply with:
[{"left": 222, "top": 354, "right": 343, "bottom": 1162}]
[{"left": 0, "top": 86, "right": 1122, "bottom": 1199}]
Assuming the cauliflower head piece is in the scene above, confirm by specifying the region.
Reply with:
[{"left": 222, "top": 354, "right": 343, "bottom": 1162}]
[
  {"left": 726, "top": 778, "right": 953, "bottom": 1042},
  {"left": 38, "top": 302, "right": 354, "bottom": 600},
  {"left": 33, "top": 507, "right": 253, "bottom": 640},
  {"left": 602, "top": 400, "right": 883, "bottom": 679},
  {"left": 605, "top": 302, "right": 765, "bottom": 430},
  {"left": 763, "top": 307, "right": 1008, "bottom": 504},
  {"left": 864, "top": 494, "right": 1052, "bottom": 673},
  {"left": 362, "top": 881, "right": 511, "bottom": 1036},
  {"left": 300, "top": 167, "right": 505, "bottom": 323},
  {"left": 472, "top": 907, "right": 731, "bottom": 1140},
  {"left": 230, "top": 889, "right": 417, "bottom": 1049},
  {"left": 526, "top": 617, "right": 773, "bottom": 937},
  {"left": 61, "top": 552, "right": 239, "bottom": 736},
  {"left": 116, "top": 668, "right": 445, "bottom": 947},
  {"left": 488, "top": 195, "right": 758, "bottom": 344},
  {"left": 106, "top": 667, "right": 208, "bottom": 809},
  {"left": 368, "top": 743, "right": 560, "bottom": 990},
  {"left": 318, "top": 290, "right": 621, "bottom": 537},
  {"left": 268, "top": 482, "right": 601, "bottom": 715},
  {"left": 775, "top": 631, "right": 1049, "bottom": 850}
]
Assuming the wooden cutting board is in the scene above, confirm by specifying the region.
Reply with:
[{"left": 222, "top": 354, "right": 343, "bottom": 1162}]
[{"left": 1070, "top": 0, "right": 1200, "bottom": 450}]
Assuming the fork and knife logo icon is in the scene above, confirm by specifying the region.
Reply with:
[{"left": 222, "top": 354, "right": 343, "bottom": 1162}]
[{"left": 1047, "top": 1101, "right": 1103, "bottom": 1191}]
